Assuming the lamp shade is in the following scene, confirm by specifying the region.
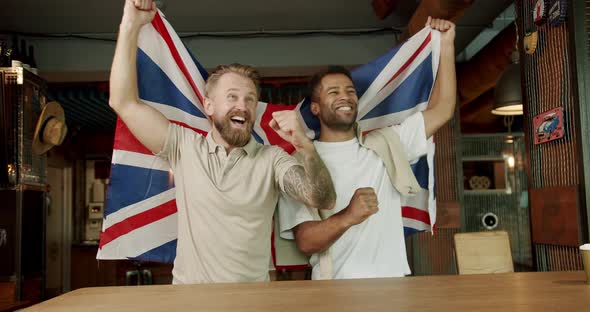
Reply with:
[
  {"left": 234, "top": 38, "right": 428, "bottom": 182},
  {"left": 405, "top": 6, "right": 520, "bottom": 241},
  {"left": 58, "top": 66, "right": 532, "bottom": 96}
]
[{"left": 492, "top": 63, "right": 523, "bottom": 115}]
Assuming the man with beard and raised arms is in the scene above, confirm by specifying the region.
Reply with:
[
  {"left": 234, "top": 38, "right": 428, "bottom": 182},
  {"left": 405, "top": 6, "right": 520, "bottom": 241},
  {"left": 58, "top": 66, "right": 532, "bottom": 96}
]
[
  {"left": 108, "top": 0, "right": 335, "bottom": 284},
  {"left": 278, "top": 17, "right": 457, "bottom": 279}
]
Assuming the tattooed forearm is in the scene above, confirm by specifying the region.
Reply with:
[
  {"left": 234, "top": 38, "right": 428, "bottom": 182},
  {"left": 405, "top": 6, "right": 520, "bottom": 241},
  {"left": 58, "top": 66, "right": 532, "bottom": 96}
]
[{"left": 283, "top": 149, "right": 336, "bottom": 210}]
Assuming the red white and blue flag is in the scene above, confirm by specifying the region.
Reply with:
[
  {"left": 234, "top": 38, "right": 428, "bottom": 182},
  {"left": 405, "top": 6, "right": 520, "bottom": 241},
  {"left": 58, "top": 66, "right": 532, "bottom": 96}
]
[{"left": 97, "top": 11, "right": 439, "bottom": 263}]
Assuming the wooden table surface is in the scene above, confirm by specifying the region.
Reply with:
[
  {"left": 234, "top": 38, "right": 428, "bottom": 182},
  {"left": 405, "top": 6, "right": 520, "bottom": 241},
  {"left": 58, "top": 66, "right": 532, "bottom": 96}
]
[{"left": 24, "top": 271, "right": 590, "bottom": 311}]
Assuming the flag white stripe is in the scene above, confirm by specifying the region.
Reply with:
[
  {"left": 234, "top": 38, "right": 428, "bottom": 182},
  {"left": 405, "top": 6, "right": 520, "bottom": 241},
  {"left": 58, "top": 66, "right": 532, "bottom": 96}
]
[
  {"left": 138, "top": 23, "right": 205, "bottom": 113},
  {"left": 357, "top": 102, "right": 429, "bottom": 131},
  {"left": 112, "top": 149, "right": 170, "bottom": 172},
  {"left": 144, "top": 100, "right": 211, "bottom": 131},
  {"left": 98, "top": 213, "right": 178, "bottom": 259},
  {"left": 357, "top": 27, "right": 432, "bottom": 117},
  {"left": 253, "top": 101, "right": 271, "bottom": 144},
  {"left": 400, "top": 188, "right": 429, "bottom": 210},
  {"left": 358, "top": 42, "right": 434, "bottom": 119},
  {"left": 427, "top": 137, "right": 437, "bottom": 231},
  {"left": 159, "top": 12, "right": 207, "bottom": 101},
  {"left": 103, "top": 188, "right": 176, "bottom": 229},
  {"left": 402, "top": 217, "right": 430, "bottom": 231}
]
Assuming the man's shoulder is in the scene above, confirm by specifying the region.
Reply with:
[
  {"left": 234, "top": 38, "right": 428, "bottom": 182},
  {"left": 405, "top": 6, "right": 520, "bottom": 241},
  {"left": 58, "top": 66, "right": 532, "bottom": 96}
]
[
  {"left": 255, "top": 142, "right": 278, "bottom": 153},
  {"left": 360, "top": 127, "right": 407, "bottom": 164},
  {"left": 362, "top": 127, "right": 400, "bottom": 146},
  {"left": 166, "top": 124, "right": 206, "bottom": 152},
  {"left": 171, "top": 123, "right": 205, "bottom": 139},
  {"left": 252, "top": 143, "right": 291, "bottom": 159}
]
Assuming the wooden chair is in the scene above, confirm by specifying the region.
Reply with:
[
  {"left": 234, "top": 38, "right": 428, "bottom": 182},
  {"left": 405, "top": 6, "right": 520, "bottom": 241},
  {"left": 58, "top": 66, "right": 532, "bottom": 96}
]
[{"left": 453, "top": 231, "right": 514, "bottom": 275}]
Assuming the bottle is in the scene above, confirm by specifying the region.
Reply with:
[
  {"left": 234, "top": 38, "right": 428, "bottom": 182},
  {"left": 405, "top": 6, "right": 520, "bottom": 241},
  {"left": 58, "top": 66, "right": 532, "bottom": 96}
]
[
  {"left": 4, "top": 43, "right": 12, "bottom": 68},
  {"left": 1, "top": 39, "right": 13, "bottom": 67},
  {"left": 20, "top": 40, "right": 30, "bottom": 70},
  {"left": 10, "top": 36, "right": 22, "bottom": 68},
  {"left": 28, "top": 45, "right": 38, "bottom": 75},
  {"left": 0, "top": 41, "right": 6, "bottom": 67}
]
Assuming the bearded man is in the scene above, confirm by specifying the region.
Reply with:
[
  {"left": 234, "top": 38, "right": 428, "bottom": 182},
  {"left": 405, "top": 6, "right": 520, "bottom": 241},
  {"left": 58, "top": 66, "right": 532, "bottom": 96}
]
[{"left": 108, "top": 0, "right": 336, "bottom": 284}]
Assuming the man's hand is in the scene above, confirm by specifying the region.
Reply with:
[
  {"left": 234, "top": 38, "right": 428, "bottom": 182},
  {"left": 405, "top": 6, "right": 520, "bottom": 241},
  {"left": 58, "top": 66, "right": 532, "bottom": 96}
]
[
  {"left": 425, "top": 16, "right": 456, "bottom": 44},
  {"left": 122, "top": 0, "right": 157, "bottom": 29},
  {"left": 269, "top": 110, "right": 313, "bottom": 150},
  {"left": 291, "top": 187, "right": 377, "bottom": 255},
  {"left": 342, "top": 188, "right": 379, "bottom": 226}
]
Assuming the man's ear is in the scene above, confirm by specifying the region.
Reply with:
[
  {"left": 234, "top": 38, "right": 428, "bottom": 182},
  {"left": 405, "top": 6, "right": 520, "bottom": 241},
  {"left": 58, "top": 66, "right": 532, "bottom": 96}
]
[
  {"left": 311, "top": 101, "right": 320, "bottom": 116},
  {"left": 204, "top": 96, "right": 214, "bottom": 116}
]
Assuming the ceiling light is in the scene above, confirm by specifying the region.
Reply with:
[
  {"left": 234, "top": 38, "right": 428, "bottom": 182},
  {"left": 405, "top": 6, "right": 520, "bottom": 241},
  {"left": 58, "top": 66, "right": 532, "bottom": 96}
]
[{"left": 493, "top": 53, "right": 523, "bottom": 116}]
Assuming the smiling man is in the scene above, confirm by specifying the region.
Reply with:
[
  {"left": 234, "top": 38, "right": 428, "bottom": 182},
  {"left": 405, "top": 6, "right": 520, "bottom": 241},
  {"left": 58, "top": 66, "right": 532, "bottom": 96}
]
[
  {"left": 107, "top": 0, "right": 335, "bottom": 284},
  {"left": 279, "top": 17, "right": 457, "bottom": 279}
]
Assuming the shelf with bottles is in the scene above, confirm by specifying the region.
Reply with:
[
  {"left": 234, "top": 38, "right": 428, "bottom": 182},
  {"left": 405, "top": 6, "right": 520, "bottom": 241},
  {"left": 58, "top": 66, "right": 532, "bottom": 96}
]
[
  {"left": 0, "top": 36, "right": 39, "bottom": 75},
  {"left": 0, "top": 67, "right": 48, "bottom": 189}
]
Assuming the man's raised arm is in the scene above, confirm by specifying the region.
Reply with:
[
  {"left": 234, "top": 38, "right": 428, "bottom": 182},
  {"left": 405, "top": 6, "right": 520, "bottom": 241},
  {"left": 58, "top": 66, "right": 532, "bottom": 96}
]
[
  {"left": 109, "top": 0, "right": 170, "bottom": 154},
  {"left": 421, "top": 17, "right": 457, "bottom": 138},
  {"left": 270, "top": 111, "right": 336, "bottom": 210}
]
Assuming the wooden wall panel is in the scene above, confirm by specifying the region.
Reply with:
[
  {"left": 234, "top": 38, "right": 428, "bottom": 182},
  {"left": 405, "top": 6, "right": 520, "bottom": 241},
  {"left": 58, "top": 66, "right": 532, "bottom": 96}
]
[{"left": 529, "top": 187, "right": 581, "bottom": 246}]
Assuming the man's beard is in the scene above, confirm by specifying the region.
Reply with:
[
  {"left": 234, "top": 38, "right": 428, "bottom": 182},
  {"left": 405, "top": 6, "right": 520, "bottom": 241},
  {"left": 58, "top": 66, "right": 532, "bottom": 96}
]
[
  {"left": 319, "top": 101, "right": 358, "bottom": 131},
  {"left": 213, "top": 111, "right": 253, "bottom": 147}
]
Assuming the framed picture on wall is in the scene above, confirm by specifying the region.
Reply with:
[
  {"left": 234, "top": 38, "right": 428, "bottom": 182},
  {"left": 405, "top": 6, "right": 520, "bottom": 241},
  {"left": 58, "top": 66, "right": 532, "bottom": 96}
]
[{"left": 533, "top": 107, "right": 564, "bottom": 145}]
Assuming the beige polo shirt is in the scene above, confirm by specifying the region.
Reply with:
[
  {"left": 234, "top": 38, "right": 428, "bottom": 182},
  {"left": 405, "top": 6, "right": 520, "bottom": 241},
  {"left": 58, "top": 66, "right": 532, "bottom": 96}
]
[{"left": 158, "top": 123, "right": 298, "bottom": 284}]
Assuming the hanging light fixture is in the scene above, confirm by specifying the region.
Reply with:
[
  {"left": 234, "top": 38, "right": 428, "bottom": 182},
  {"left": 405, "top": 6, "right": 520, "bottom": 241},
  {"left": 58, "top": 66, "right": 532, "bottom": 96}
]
[{"left": 492, "top": 51, "right": 523, "bottom": 115}]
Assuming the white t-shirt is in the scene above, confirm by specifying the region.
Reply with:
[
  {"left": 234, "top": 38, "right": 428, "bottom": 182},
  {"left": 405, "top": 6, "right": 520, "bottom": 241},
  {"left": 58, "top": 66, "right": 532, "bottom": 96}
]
[{"left": 278, "top": 112, "right": 428, "bottom": 279}]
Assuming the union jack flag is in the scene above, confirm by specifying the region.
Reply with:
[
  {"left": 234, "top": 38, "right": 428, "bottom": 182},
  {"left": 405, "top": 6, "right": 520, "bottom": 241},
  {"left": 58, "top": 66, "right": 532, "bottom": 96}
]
[{"left": 97, "top": 10, "right": 439, "bottom": 263}]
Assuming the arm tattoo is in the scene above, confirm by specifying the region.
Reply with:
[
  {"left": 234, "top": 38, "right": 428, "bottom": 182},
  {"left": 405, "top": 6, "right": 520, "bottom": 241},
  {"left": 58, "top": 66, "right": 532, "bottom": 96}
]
[{"left": 283, "top": 149, "right": 336, "bottom": 209}]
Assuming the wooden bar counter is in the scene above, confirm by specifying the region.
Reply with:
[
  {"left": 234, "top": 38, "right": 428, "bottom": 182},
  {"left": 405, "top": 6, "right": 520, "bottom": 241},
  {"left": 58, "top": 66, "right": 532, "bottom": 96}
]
[{"left": 24, "top": 271, "right": 590, "bottom": 311}]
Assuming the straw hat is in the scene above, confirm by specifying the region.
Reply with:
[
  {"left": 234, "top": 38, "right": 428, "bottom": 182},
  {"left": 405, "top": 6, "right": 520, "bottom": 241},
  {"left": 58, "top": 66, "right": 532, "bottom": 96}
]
[{"left": 32, "top": 101, "right": 68, "bottom": 155}]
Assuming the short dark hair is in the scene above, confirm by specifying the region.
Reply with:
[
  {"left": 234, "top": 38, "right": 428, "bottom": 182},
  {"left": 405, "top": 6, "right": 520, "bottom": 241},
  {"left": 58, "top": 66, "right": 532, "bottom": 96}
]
[{"left": 308, "top": 66, "right": 353, "bottom": 102}]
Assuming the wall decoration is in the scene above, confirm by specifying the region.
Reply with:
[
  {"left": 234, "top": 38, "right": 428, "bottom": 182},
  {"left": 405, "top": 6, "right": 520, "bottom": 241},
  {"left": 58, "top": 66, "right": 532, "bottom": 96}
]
[
  {"left": 533, "top": 107, "right": 564, "bottom": 144},
  {"left": 524, "top": 30, "right": 539, "bottom": 54},
  {"left": 462, "top": 157, "right": 511, "bottom": 193},
  {"left": 548, "top": 0, "right": 567, "bottom": 27},
  {"left": 533, "top": 0, "right": 548, "bottom": 25},
  {"left": 468, "top": 176, "right": 492, "bottom": 190}
]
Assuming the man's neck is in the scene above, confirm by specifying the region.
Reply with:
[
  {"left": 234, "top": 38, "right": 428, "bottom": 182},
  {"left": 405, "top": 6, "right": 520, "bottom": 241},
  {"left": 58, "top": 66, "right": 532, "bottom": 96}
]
[
  {"left": 210, "top": 128, "right": 235, "bottom": 154},
  {"left": 318, "top": 127, "right": 356, "bottom": 142}
]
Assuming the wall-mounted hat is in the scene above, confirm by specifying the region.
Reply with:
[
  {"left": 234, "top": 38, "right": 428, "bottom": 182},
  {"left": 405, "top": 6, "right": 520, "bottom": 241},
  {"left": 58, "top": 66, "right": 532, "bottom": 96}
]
[
  {"left": 524, "top": 31, "right": 539, "bottom": 54},
  {"left": 32, "top": 101, "right": 68, "bottom": 155}
]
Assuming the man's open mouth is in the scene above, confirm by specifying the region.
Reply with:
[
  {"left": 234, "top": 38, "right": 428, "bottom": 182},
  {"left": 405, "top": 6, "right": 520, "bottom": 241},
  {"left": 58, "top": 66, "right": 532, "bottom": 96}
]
[{"left": 230, "top": 116, "right": 247, "bottom": 127}]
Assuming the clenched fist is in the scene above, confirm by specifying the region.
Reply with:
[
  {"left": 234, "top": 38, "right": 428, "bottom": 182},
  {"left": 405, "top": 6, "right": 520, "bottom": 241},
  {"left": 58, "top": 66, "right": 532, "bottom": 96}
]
[
  {"left": 269, "top": 110, "right": 312, "bottom": 150},
  {"left": 121, "top": 0, "right": 157, "bottom": 29},
  {"left": 343, "top": 187, "right": 379, "bottom": 226},
  {"left": 425, "top": 16, "right": 455, "bottom": 44}
]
